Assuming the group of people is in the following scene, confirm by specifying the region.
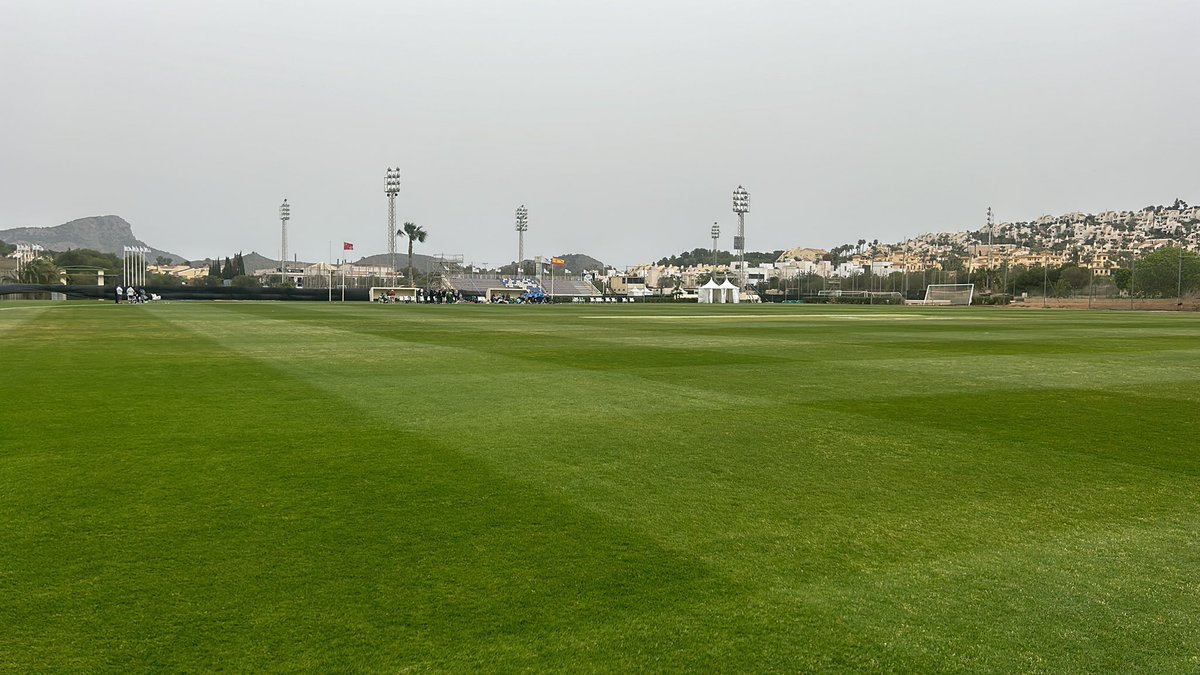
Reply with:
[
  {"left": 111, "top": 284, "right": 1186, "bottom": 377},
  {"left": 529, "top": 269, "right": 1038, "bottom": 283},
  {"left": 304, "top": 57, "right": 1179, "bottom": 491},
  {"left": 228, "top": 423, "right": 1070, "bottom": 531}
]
[
  {"left": 378, "top": 289, "right": 465, "bottom": 304},
  {"left": 114, "top": 285, "right": 150, "bottom": 304},
  {"left": 489, "top": 293, "right": 547, "bottom": 304}
]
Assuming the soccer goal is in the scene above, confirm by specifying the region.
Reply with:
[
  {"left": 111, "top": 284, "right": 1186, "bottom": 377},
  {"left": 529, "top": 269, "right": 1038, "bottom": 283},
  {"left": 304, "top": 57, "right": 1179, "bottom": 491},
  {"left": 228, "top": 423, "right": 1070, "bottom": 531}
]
[
  {"left": 922, "top": 283, "right": 974, "bottom": 306},
  {"left": 817, "top": 289, "right": 902, "bottom": 304}
]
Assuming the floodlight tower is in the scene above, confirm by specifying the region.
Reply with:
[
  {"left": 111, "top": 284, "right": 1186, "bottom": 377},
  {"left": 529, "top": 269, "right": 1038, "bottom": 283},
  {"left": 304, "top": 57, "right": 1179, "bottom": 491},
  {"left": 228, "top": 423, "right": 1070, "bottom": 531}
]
[
  {"left": 986, "top": 206, "right": 994, "bottom": 291},
  {"left": 711, "top": 221, "right": 720, "bottom": 268},
  {"left": 732, "top": 186, "right": 750, "bottom": 287},
  {"left": 385, "top": 167, "right": 401, "bottom": 278},
  {"left": 279, "top": 199, "right": 291, "bottom": 284},
  {"left": 515, "top": 205, "right": 529, "bottom": 276}
]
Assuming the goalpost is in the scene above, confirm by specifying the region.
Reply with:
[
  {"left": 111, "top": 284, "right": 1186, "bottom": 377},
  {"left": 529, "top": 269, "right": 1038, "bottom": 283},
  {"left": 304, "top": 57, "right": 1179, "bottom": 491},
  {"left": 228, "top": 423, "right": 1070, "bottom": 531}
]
[
  {"left": 818, "top": 290, "right": 903, "bottom": 304},
  {"left": 922, "top": 283, "right": 975, "bottom": 306}
]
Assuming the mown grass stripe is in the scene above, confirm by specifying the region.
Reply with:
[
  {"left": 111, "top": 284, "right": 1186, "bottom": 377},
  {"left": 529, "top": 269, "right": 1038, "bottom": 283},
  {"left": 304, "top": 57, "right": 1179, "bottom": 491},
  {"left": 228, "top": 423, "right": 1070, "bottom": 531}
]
[{"left": 2, "top": 301, "right": 1198, "bottom": 670}]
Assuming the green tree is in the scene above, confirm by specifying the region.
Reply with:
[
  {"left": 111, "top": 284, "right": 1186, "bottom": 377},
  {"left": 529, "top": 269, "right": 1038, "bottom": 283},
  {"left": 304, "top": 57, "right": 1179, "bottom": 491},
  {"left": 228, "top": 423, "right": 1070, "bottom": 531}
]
[
  {"left": 1111, "top": 268, "right": 1132, "bottom": 292},
  {"left": 658, "top": 247, "right": 732, "bottom": 267},
  {"left": 1128, "top": 246, "right": 1200, "bottom": 297},
  {"left": 18, "top": 257, "right": 64, "bottom": 284},
  {"left": 398, "top": 222, "right": 428, "bottom": 287},
  {"left": 655, "top": 248, "right": 781, "bottom": 267},
  {"left": 147, "top": 273, "right": 183, "bottom": 287},
  {"left": 1060, "top": 265, "right": 1091, "bottom": 290},
  {"left": 54, "top": 248, "right": 122, "bottom": 284},
  {"left": 0, "top": 240, "right": 15, "bottom": 256}
]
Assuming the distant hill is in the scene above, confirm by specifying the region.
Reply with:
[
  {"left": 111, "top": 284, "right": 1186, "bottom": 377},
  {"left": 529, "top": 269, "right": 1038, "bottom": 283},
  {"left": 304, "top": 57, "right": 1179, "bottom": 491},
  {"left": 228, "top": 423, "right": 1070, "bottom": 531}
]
[
  {"left": 497, "top": 253, "right": 606, "bottom": 276},
  {"left": 235, "top": 252, "right": 285, "bottom": 273},
  {"left": 195, "top": 251, "right": 320, "bottom": 272},
  {"left": 193, "top": 251, "right": 448, "bottom": 274},
  {"left": 356, "top": 251, "right": 443, "bottom": 271},
  {"left": 556, "top": 253, "right": 606, "bottom": 273},
  {"left": 0, "top": 215, "right": 186, "bottom": 264}
]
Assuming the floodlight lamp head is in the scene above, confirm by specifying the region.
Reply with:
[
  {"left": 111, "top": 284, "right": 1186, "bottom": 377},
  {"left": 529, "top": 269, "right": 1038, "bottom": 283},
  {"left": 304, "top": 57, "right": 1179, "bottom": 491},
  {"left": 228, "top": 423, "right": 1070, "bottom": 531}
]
[
  {"left": 280, "top": 199, "right": 290, "bottom": 221},
  {"left": 711, "top": 222, "right": 720, "bottom": 238},
  {"left": 732, "top": 185, "right": 750, "bottom": 214},
  {"left": 515, "top": 205, "right": 528, "bottom": 231},
  {"left": 385, "top": 167, "right": 401, "bottom": 195}
]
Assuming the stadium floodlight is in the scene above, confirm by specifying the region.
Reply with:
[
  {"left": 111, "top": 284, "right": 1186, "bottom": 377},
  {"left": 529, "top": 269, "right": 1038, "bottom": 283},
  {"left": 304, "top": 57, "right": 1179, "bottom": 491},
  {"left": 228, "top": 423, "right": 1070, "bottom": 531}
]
[
  {"left": 732, "top": 186, "right": 749, "bottom": 288},
  {"left": 385, "top": 167, "right": 401, "bottom": 276},
  {"left": 986, "top": 206, "right": 994, "bottom": 291},
  {"left": 710, "top": 221, "right": 720, "bottom": 269},
  {"left": 515, "top": 205, "right": 528, "bottom": 276},
  {"left": 279, "top": 199, "right": 291, "bottom": 282},
  {"left": 924, "top": 283, "right": 974, "bottom": 306}
]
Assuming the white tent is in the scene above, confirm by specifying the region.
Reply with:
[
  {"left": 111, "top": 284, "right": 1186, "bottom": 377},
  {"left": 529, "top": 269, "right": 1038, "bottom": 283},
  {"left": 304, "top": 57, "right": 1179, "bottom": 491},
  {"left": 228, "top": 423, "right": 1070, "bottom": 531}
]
[
  {"left": 698, "top": 278, "right": 721, "bottom": 304},
  {"left": 718, "top": 278, "right": 740, "bottom": 304}
]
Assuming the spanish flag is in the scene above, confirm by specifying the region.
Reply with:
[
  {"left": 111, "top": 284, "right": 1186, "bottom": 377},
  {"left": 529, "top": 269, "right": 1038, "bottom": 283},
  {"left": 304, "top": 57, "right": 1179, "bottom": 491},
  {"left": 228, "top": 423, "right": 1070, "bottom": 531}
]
[{"left": 551, "top": 257, "right": 565, "bottom": 266}]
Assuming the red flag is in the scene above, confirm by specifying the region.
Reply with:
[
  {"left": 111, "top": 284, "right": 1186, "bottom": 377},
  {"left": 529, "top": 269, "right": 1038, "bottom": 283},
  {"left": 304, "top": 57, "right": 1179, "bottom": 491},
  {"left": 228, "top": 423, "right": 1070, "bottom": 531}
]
[{"left": 343, "top": 242, "right": 354, "bottom": 251}]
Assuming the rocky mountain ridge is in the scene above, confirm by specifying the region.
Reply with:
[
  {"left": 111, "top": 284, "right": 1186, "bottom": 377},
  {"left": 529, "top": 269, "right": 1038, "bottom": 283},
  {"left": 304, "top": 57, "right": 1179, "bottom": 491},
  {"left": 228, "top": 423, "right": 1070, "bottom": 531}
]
[{"left": 0, "top": 216, "right": 185, "bottom": 263}]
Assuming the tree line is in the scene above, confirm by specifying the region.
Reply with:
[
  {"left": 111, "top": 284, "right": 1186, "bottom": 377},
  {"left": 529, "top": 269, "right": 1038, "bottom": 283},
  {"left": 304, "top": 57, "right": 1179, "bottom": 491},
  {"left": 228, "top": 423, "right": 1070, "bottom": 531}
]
[{"left": 656, "top": 248, "right": 784, "bottom": 267}]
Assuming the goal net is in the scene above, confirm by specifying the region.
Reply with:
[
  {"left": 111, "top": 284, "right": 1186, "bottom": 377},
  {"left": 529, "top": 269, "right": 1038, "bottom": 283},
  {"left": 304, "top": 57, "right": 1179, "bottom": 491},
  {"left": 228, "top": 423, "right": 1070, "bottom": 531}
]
[
  {"left": 923, "top": 284, "right": 974, "bottom": 306},
  {"left": 817, "top": 290, "right": 902, "bottom": 304}
]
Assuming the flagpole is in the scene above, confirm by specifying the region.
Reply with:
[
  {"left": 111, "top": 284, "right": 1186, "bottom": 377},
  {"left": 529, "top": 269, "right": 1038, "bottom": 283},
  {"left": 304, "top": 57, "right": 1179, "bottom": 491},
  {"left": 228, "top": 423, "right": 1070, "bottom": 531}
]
[{"left": 328, "top": 240, "right": 332, "bottom": 303}]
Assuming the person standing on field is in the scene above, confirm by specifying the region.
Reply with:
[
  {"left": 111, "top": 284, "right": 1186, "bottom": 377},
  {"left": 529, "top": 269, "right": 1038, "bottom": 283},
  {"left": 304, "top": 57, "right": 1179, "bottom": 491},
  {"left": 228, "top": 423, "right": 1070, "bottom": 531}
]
[{"left": 115, "top": 285, "right": 123, "bottom": 303}]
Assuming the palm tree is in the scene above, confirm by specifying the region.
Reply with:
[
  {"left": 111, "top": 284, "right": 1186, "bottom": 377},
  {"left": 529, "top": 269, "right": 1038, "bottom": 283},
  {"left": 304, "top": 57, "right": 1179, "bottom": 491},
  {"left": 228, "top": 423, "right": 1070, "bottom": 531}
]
[
  {"left": 398, "top": 222, "right": 428, "bottom": 286},
  {"left": 18, "top": 257, "right": 64, "bottom": 284}
]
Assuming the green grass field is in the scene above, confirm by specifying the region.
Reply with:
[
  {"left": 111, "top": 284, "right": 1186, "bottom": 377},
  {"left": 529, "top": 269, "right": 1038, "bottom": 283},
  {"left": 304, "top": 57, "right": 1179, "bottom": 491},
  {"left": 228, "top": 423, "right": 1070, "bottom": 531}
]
[{"left": 2, "top": 301, "right": 1198, "bottom": 671}]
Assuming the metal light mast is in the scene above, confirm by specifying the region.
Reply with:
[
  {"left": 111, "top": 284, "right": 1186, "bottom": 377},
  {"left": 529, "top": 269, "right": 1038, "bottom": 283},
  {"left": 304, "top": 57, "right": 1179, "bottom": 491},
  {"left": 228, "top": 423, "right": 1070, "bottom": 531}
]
[
  {"left": 279, "top": 199, "right": 291, "bottom": 285},
  {"left": 732, "top": 186, "right": 750, "bottom": 288},
  {"left": 986, "top": 206, "right": 994, "bottom": 292},
  {"left": 711, "top": 222, "right": 720, "bottom": 269},
  {"left": 385, "top": 167, "right": 401, "bottom": 278},
  {"left": 515, "top": 205, "right": 528, "bottom": 276}
]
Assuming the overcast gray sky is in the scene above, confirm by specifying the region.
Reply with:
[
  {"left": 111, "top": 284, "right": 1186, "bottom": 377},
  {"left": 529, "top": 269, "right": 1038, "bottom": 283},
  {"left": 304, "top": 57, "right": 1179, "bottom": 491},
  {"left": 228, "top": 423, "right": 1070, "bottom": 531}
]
[{"left": 3, "top": 0, "right": 1197, "bottom": 267}]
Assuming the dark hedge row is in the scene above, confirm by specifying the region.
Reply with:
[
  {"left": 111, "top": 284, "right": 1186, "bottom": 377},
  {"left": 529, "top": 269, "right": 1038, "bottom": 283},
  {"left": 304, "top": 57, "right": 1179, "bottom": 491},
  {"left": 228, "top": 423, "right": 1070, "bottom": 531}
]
[{"left": 0, "top": 284, "right": 370, "bottom": 302}]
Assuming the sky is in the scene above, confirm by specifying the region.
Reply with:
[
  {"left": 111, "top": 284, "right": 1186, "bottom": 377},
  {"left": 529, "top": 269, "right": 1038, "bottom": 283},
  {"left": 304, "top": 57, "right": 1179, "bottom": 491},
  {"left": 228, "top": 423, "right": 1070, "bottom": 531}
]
[{"left": 3, "top": 0, "right": 1198, "bottom": 268}]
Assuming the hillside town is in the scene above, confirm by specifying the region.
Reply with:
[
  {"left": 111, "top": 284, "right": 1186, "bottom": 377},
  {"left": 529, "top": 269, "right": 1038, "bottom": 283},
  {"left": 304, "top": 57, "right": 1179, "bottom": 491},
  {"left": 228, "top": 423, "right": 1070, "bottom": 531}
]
[{"left": 614, "top": 200, "right": 1200, "bottom": 295}]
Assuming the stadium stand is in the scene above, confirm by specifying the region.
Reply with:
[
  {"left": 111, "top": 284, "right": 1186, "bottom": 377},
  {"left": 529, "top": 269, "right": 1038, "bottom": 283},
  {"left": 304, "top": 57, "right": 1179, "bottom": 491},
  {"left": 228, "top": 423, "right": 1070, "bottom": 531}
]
[{"left": 545, "top": 278, "right": 601, "bottom": 297}]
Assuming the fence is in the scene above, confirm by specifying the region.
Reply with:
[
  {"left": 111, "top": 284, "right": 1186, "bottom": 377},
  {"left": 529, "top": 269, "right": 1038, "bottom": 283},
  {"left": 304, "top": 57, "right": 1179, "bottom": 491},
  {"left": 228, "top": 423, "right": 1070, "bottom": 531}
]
[{"left": 0, "top": 284, "right": 369, "bottom": 302}]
